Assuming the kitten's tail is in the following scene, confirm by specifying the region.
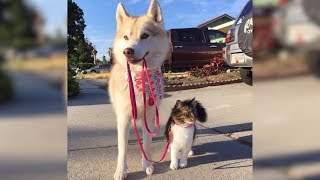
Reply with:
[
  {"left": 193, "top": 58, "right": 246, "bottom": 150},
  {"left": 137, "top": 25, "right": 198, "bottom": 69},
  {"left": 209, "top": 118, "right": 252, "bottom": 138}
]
[{"left": 196, "top": 102, "right": 207, "bottom": 123}]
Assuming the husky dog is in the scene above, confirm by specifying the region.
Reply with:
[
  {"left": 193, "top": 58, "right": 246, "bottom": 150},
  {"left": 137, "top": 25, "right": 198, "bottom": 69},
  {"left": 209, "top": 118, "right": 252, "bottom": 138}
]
[
  {"left": 109, "top": 0, "right": 169, "bottom": 179},
  {"left": 165, "top": 98, "right": 207, "bottom": 170}
]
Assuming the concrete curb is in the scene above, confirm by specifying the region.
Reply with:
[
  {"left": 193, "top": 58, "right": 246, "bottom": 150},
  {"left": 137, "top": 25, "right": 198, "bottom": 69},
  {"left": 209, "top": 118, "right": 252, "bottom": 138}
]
[{"left": 164, "top": 78, "right": 242, "bottom": 92}]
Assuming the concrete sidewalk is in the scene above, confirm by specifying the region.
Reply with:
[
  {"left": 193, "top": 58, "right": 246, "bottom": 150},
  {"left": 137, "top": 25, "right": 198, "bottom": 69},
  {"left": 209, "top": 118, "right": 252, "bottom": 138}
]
[{"left": 68, "top": 79, "right": 252, "bottom": 179}]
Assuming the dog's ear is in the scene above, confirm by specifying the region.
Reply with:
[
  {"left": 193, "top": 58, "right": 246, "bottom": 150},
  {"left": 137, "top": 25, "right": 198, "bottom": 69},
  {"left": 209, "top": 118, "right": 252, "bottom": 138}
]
[
  {"left": 175, "top": 100, "right": 183, "bottom": 109},
  {"left": 116, "top": 3, "right": 128, "bottom": 29},
  {"left": 147, "top": 0, "right": 163, "bottom": 24}
]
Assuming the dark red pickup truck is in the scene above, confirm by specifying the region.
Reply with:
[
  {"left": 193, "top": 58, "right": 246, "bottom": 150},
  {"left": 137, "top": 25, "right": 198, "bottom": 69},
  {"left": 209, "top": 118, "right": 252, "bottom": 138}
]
[{"left": 165, "top": 28, "right": 226, "bottom": 69}]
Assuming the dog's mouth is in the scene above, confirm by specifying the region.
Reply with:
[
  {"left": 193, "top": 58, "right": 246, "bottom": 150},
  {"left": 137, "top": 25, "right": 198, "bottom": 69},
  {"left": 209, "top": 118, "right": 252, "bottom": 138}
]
[
  {"left": 127, "top": 58, "right": 142, "bottom": 64},
  {"left": 126, "top": 52, "right": 149, "bottom": 64}
]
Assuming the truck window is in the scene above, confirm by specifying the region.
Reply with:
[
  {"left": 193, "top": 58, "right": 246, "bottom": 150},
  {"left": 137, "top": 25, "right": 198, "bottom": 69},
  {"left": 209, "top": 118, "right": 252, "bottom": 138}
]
[
  {"left": 207, "top": 31, "right": 226, "bottom": 43},
  {"left": 176, "top": 30, "right": 205, "bottom": 43}
]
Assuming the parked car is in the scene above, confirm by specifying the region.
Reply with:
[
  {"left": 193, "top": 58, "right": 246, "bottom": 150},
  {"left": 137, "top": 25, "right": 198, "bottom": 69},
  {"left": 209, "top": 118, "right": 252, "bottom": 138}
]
[
  {"left": 165, "top": 28, "right": 226, "bottom": 69},
  {"left": 223, "top": 0, "right": 253, "bottom": 85},
  {"left": 272, "top": 0, "right": 320, "bottom": 77},
  {"left": 83, "top": 64, "right": 109, "bottom": 74}
]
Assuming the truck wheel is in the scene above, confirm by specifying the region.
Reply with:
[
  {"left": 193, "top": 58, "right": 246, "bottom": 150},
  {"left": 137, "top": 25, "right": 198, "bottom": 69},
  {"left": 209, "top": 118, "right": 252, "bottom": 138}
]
[{"left": 240, "top": 68, "right": 252, "bottom": 86}]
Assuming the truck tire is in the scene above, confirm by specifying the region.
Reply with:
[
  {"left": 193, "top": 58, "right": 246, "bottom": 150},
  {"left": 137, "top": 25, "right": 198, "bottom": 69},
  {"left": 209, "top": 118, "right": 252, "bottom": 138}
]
[{"left": 240, "top": 68, "right": 252, "bottom": 86}]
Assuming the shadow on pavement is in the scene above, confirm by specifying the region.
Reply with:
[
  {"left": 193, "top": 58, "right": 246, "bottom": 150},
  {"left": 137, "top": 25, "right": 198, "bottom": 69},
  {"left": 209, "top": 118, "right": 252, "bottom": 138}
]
[
  {"left": 254, "top": 150, "right": 320, "bottom": 169},
  {"left": 187, "top": 139, "right": 252, "bottom": 168},
  {"left": 0, "top": 161, "right": 66, "bottom": 180},
  {"left": 127, "top": 137, "right": 252, "bottom": 178},
  {"left": 209, "top": 122, "right": 252, "bottom": 133},
  {"left": 197, "top": 123, "right": 252, "bottom": 146},
  {"left": 127, "top": 171, "right": 150, "bottom": 180},
  {"left": 213, "top": 160, "right": 252, "bottom": 170},
  {"left": 303, "top": 174, "right": 320, "bottom": 180}
]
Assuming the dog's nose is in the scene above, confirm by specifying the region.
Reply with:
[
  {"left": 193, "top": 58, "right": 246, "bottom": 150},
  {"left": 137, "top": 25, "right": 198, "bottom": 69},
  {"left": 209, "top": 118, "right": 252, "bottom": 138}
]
[{"left": 123, "top": 48, "right": 134, "bottom": 58}]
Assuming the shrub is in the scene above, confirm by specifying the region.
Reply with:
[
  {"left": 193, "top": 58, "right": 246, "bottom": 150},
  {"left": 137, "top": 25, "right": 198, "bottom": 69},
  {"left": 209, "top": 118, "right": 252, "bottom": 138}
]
[
  {"left": 189, "top": 54, "right": 225, "bottom": 78},
  {"left": 163, "top": 70, "right": 173, "bottom": 81},
  {"left": 68, "top": 66, "right": 80, "bottom": 97},
  {"left": 0, "top": 54, "right": 13, "bottom": 102},
  {"left": 0, "top": 70, "right": 13, "bottom": 102}
]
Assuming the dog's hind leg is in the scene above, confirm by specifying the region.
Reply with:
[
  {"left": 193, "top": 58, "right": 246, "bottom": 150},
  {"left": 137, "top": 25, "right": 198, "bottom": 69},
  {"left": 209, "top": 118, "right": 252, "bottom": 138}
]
[
  {"left": 114, "top": 114, "right": 131, "bottom": 180},
  {"left": 142, "top": 110, "right": 155, "bottom": 175}
]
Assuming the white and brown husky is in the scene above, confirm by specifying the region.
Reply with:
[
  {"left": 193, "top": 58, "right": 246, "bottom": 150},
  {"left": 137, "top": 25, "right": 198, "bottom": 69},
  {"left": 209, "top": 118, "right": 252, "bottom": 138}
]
[{"left": 108, "top": 0, "right": 169, "bottom": 179}]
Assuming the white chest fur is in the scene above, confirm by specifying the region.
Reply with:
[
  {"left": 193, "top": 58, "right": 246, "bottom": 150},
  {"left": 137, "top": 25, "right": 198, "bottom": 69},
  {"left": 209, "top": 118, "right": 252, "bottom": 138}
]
[
  {"left": 169, "top": 124, "right": 195, "bottom": 170},
  {"left": 171, "top": 124, "right": 194, "bottom": 149}
]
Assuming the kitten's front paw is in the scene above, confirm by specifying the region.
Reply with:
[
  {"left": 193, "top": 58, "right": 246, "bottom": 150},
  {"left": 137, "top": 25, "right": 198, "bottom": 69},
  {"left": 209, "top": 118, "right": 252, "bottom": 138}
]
[
  {"left": 113, "top": 168, "right": 127, "bottom": 180},
  {"left": 170, "top": 163, "right": 178, "bottom": 170},
  {"left": 188, "top": 150, "right": 194, "bottom": 157}
]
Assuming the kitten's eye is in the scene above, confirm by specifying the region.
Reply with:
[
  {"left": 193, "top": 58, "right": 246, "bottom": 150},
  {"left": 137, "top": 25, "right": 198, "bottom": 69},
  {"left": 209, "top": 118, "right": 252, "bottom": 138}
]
[
  {"left": 124, "top": 35, "right": 129, "bottom": 40},
  {"left": 141, "top": 33, "right": 149, "bottom": 39}
]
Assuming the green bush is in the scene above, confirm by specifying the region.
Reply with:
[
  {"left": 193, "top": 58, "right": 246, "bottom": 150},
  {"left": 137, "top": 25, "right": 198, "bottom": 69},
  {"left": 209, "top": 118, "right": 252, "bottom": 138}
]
[{"left": 68, "top": 68, "right": 80, "bottom": 97}]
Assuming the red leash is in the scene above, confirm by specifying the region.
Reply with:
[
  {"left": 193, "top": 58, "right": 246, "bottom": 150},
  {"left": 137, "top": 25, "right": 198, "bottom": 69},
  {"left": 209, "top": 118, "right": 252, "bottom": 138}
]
[
  {"left": 141, "top": 60, "right": 161, "bottom": 136},
  {"left": 127, "top": 59, "right": 170, "bottom": 163}
]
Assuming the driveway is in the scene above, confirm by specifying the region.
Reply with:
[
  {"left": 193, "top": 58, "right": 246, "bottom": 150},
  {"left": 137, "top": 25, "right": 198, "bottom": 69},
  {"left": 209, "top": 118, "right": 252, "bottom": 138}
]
[{"left": 68, "top": 79, "right": 252, "bottom": 179}]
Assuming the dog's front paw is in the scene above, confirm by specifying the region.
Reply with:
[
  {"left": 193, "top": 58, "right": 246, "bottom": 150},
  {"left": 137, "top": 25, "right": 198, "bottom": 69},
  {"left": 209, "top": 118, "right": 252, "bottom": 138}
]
[
  {"left": 179, "top": 162, "right": 188, "bottom": 168},
  {"left": 142, "top": 159, "right": 154, "bottom": 175},
  {"left": 170, "top": 163, "right": 178, "bottom": 170},
  {"left": 180, "top": 157, "right": 188, "bottom": 168},
  {"left": 114, "top": 168, "right": 127, "bottom": 180},
  {"left": 145, "top": 164, "right": 154, "bottom": 175}
]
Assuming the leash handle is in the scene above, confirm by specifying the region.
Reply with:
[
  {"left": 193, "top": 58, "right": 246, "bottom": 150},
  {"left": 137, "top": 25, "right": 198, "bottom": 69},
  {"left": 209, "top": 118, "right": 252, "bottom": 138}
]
[{"left": 127, "top": 61, "right": 169, "bottom": 163}]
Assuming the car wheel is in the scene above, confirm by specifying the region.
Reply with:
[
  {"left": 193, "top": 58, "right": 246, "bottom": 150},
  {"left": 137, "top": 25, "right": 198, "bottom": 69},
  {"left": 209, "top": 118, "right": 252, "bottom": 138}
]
[
  {"left": 240, "top": 68, "right": 252, "bottom": 86},
  {"left": 91, "top": 70, "right": 96, "bottom": 73}
]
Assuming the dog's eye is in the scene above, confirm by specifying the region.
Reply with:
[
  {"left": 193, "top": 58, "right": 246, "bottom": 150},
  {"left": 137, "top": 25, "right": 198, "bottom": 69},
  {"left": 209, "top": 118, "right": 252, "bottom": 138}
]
[
  {"left": 140, "top": 33, "right": 149, "bottom": 39},
  {"left": 124, "top": 35, "right": 129, "bottom": 40}
]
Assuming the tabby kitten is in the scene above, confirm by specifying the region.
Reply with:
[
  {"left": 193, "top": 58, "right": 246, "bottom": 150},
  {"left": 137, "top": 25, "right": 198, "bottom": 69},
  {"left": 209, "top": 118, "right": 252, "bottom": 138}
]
[{"left": 165, "top": 98, "right": 207, "bottom": 170}]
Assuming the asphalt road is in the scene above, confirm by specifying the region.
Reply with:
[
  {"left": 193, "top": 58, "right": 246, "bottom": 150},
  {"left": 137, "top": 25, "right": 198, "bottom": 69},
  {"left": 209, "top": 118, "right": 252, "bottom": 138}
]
[
  {"left": 0, "top": 71, "right": 66, "bottom": 180},
  {"left": 253, "top": 75, "right": 320, "bottom": 179},
  {"left": 68, "top": 79, "right": 253, "bottom": 179}
]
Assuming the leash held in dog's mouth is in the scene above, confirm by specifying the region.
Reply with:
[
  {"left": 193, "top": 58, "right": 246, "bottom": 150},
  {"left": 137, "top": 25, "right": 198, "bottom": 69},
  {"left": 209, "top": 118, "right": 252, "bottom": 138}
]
[{"left": 127, "top": 52, "right": 149, "bottom": 64}]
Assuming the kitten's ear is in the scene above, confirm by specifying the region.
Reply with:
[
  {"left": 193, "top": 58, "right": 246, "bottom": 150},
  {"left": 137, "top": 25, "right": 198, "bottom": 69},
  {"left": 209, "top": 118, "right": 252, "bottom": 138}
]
[
  {"left": 190, "top": 97, "right": 197, "bottom": 107},
  {"left": 175, "top": 100, "right": 182, "bottom": 109}
]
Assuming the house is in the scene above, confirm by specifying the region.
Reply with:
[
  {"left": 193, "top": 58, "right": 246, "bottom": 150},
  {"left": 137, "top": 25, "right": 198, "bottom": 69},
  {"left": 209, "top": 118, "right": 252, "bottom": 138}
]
[{"left": 197, "top": 14, "right": 235, "bottom": 34}]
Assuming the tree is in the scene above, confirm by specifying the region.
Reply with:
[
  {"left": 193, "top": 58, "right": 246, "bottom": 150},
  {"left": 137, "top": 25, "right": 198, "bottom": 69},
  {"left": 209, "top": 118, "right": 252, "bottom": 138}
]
[
  {"left": 102, "top": 55, "right": 107, "bottom": 64},
  {"left": 0, "top": 0, "right": 39, "bottom": 50},
  {"left": 50, "top": 28, "right": 65, "bottom": 46},
  {"left": 108, "top": 47, "right": 113, "bottom": 64},
  {"left": 68, "top": 0, "right": 95, "bottom": 66}
]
